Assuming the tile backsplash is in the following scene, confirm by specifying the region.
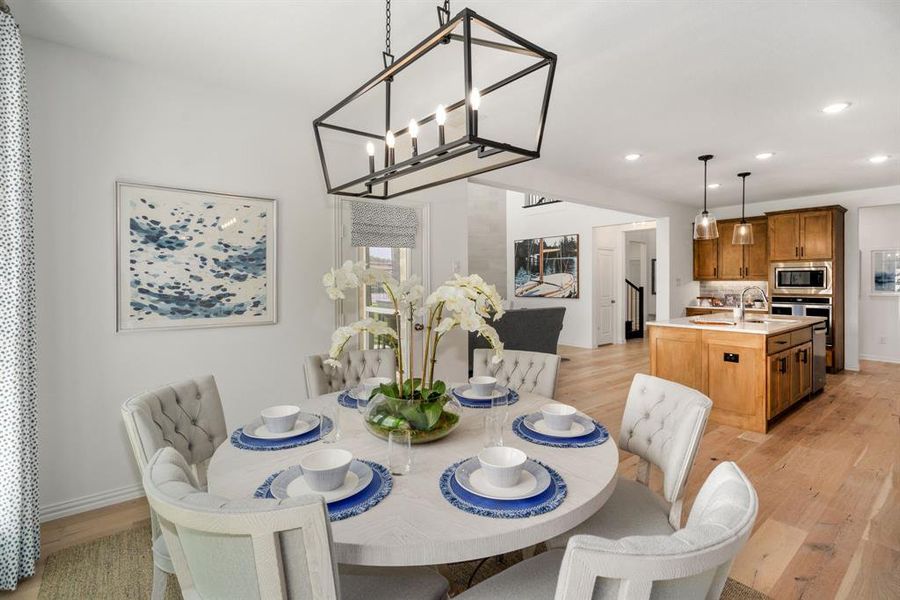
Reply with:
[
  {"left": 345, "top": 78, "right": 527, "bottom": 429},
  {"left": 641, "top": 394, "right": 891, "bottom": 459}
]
[{"left": 697, "top": 281, "right": 769, "bottom": 307}]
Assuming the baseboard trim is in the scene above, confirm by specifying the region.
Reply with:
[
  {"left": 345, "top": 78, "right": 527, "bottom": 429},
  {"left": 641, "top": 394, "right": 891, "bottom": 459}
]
[
  {"left": 859, "top": 354, "right": 900, "bottom": 365},
  {"left": 40, "top": 483, "right": 145, "bottom": 523}
]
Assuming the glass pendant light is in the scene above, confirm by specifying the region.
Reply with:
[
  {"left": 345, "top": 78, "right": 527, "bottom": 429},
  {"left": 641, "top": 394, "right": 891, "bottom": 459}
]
[
  {"left": 732, "top": 172, "right": 754, "bottom": 245},
  {"left": 693, "top": 154, "right": 719, "bottom": 240}
]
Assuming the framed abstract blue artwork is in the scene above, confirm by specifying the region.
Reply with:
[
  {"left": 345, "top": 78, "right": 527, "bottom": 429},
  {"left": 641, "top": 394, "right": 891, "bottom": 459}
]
[{"left": 116, "top": 182, "right": 277, "bottom": 331}]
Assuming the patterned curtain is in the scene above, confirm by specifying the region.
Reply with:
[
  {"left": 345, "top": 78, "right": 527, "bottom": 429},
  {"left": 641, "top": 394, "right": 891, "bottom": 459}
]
[
  {"left": 0, "top": 2, "right": 40, "bottom": 590},
  {"left": 350, "top": 201, "right": 418, "bottom": 248}
]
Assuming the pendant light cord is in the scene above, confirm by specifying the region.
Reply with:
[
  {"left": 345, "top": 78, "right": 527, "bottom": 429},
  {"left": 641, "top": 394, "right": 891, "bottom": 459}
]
[
  {"left": 703, "top": 160, "right": 708, "bottom": 213},
  {"left": 738, "top": 172, "right": 751, "bottom": 221}
]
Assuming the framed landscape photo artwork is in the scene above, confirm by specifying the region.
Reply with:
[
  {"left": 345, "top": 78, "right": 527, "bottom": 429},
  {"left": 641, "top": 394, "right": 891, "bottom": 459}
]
[
  {"left": 513, "top": 234, "right": 579, "bottom": 298},
  {"left": 117, "top": 182, "right": 277, "bottom": 331},
  {"left": 871, "top": 249, "right": 900, "bottom": 295}
]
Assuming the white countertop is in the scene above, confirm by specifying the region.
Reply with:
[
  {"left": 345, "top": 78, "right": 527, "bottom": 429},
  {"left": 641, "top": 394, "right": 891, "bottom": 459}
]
[{"left": 648, "top": 315, "right": 826, "bottom": 336}]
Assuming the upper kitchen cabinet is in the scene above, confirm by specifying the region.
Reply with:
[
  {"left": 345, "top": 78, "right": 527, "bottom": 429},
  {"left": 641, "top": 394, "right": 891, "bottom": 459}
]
[
  {"left": 693, "top": 217, "right": 768, "bottom": 280},
  {"left": 693, "top": 237, "right": 719, "bottom": 280},
  {"left": 767, "top": 207, "right": 840, "bottom": 260}
]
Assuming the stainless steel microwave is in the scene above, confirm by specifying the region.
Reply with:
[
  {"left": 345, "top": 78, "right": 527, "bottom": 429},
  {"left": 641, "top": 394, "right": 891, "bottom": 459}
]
[{"left": 770, "top": 262, "right": 832, "bottom": 296}]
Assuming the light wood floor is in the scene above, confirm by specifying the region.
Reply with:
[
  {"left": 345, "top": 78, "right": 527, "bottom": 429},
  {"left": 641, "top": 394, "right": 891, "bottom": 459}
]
[{"left": 6, "top": 340, "right": 899, "bottom": 599}]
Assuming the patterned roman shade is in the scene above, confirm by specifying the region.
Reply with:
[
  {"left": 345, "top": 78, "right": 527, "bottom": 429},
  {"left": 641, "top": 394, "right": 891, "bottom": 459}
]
[{"left": 350, "top": 201, "right": 418, "bottom": 249}]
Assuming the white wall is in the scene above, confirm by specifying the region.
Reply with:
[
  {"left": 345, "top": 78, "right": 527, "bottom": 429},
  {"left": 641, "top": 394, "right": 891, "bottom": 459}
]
[
  {"left": 858, "top": 204, "right": 900, "bottom": 363},
  {"left": 475, "top": 164, "right": 700, "bottom": 324},
  {"left": 26, "top": 37, "right": 469, "bottom": 518},
  {"left": 466, "top": 183, "right": 506, "bottom": 291},
  {"left": 712, "top": 184, "right": 900, "bottom": 371},
  {"left": 506, "top": 191, "right": 646, "bottom": 348}
]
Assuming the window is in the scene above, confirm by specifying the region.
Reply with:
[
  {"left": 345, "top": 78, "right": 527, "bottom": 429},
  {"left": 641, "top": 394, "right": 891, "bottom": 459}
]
[{"left": 358, "top": 246, "right": 411, "bottom": 350}]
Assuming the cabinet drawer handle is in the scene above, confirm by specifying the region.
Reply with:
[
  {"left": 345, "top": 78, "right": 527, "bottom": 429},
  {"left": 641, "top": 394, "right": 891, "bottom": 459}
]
[
  {"left": 775, "top": 340, "right": 787, "bottom": 345},
  {"left": 795, "top": 246, "right": 799, "bottom": 257},
  {"left": 779, "top": 357, "right": 787, "bottom": 373},
  {"left": 801, "top": 246, "right": 805, "bottom": 257}
]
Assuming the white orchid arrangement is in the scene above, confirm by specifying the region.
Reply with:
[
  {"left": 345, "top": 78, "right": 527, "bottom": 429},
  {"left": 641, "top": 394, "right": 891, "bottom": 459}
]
[{"left": 323, "top": 261, "right": 505, "bottom": 405}]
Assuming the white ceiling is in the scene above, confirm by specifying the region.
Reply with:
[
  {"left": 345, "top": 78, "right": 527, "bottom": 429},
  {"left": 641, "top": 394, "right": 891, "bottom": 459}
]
[{"left": 12, "top": 0, "right": 900, "bottom": 206}]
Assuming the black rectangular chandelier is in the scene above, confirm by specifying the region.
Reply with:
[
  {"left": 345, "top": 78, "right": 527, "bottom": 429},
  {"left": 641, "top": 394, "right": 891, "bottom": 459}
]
[{"left": 313, "top": 6, "right": 557, "bottom": 199}]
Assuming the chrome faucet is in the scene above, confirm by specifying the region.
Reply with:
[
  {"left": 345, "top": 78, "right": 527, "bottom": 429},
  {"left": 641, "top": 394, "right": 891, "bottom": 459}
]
[{"left": 739, "top": 286, "right": 769, "bottom": 322}]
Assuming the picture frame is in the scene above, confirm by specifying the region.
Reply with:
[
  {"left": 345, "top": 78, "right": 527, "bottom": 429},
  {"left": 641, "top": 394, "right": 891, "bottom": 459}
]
[
  {"left": 513, "top": 234, "right": 579, "bottom": 298},
  {"left": 116, "top": 182, "right": 277, "bottom": 331},
  {"left": 870, "top": 249, "right": 900, "bottom": 296}
]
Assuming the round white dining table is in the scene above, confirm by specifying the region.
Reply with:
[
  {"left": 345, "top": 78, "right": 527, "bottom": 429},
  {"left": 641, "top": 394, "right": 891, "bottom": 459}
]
[{"left": 207, "top": 391, "right": 618, "bottom": 567}]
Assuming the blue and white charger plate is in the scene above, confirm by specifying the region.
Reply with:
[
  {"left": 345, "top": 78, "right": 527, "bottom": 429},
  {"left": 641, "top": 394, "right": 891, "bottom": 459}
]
[
  {"left": 451, "top": 385, "right": 520, "bottom": 409},
  {"left": 230, "top": 417, "right": 334, "bottom": 451},
  {"left": 512, "top": 414, "right": 609, "bottom": 448},
  {"left": 337, "top": 389, "right": 365, "bottom": 409},
  {"left": 254, "top": 459, "right": 392, "bottom": 522},
  {"left": 439, "top": 458, "right": 566, "bottom": 518}
]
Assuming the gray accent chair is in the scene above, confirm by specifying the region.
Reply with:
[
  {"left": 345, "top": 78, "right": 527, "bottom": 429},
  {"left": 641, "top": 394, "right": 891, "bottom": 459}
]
[
  {"left": 455, "top": 461, "right": 758, "bottom": 600},
  {"left": 121, "top": 375, "right": 229, "bottom": 600},
  {"left": 468, "top": 306, "right": 565, "bottom": 373},
  {"left": 549, "top": 374, "right": 712, "bottom": 550},
  {"left": 473, "top": 349, "right": 561, "bottom": 398},
  {"left": 143, "top": 447, "right": 449, "bottom": 600},
  {"left": 304, "top": 349, "right": 396, "bottom": 398}
]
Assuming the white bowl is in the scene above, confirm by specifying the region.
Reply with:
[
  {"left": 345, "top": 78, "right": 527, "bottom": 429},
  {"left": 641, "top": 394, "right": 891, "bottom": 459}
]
[
  {"left": 260, "top": 405, "right": 300, "bottom": 434},
  {"left": 361, "top": 376, "right": 393, "bottom": 397},
  {"left": 540, "top": 403, "right": 577, "bottom": 432},
  {"left": 477, "top": 446, "right": 527, "bottom": 488},
  {"left": 469, "top": 376, "right": 497, "bottom": 397},
  {"left": 300, "top": 449, "right": 353, "bottom": 492}
]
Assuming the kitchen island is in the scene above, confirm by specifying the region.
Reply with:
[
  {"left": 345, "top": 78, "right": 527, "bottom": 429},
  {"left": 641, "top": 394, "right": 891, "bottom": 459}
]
[{"left": 647, "top": 315, "right": 826, "bottom": 433}]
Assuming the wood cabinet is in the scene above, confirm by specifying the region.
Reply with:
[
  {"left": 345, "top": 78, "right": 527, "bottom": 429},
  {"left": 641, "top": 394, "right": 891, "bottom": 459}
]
[
  {"left": 799, "top": 211, "right": 833, "bottom": 259},
  {"left": 768, "top": 212, "right": 800, "bottom": 260},
  {"left": 693, "top": 217, "right": 768, "bottom": 281},
  {"left": 767, "top": 209, "right": 833, "bottom": 260},
  {"left": 650, "top": 323, "right": 817, "bottom": 433},
  {"left": 693, "top": 238, "right": 718, "bottom": 280},
  {"left": 767, "top": 341, "right": 812, "bottom": 419}
]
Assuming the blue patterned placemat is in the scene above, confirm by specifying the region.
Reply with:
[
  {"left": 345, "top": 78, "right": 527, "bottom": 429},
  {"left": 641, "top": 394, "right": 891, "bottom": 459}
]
[
  {"left": 511, "top": 415, "right": 609, "bottom": 448},
  {"left": 254, "top": 459, "right": 392, "bottom": 522},
  {"left": 439, "top": 458, "right": 567, "bottom": 519},
  {"left": 230, "top": 417, "right": 334, "bottom": 451},
  {"left": 452, "top": 387, "right": 520, "bottom": 409},
  {"left": 337, "top": 390, "right": 361, "bottom": 409}
]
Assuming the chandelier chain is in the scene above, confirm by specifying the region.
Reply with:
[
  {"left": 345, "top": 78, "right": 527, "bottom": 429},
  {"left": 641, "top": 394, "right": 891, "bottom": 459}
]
[{"left": 385, "top": 0, "right": 391, "bottom": 57}]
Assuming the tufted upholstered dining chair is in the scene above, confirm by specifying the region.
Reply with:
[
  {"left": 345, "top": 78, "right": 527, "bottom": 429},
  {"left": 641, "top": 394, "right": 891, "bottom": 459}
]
[
  {"left": 549, "top": 373, "right": 712, "bottom": 550},
  {"left": 121, "top": 375, "right": 229, "bottom": 600},
  {"left": 143, "top": 447, "right": 449, "bottom": 600},
  {"left": 472, "top": 349, "right": 561, "bottom": 398},
  {"left": 455, "top": 461, "right": 757, "bottom": 600},
  {"left": 304, "top": 349, "right": 396, "bottom": 398}
]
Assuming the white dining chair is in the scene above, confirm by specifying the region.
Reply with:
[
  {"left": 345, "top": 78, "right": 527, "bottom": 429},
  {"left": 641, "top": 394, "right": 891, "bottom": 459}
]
[
  {"left": 304, "top": 349, "right": 396, "bottom": 398},
  {"left": 142, "top": 447, "right": 450, "bottom": 600},
  {"left": 549, "top": 374, "right": 712, "bottom": 549},
  {"left": 121, "top": 375, "right": 229, "bottom": 600},
  {"left": 473, "top": 349, "right": 561, "bottom": 398},
  {"left": 455, "top": 461, "right": 758, "bottom": 600}
]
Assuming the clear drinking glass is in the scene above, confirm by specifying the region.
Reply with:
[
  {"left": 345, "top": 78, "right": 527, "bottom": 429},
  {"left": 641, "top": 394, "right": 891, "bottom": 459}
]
[
  {"left": 388, "top": 429, "right": 412, "bottom": 475},
  {"left": 355, "top": 387, "right": 369, "bottom": 415},
  {"left": 483, "top": 412, "right": 504, "bottom": 447},
  {"left": 320, "top": 403, "right": 341, "bottom": 444}
]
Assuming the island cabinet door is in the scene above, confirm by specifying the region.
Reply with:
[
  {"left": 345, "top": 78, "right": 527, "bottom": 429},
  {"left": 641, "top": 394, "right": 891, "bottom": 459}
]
[
  {"left": 767, "top": 349, "right": 792, "bottom": 419},
  {"left": 702, "top": 332, "right": 766, "bottom": 431},
  {"left": 649, "top": 327, "right": 703, "bottom": 391}
]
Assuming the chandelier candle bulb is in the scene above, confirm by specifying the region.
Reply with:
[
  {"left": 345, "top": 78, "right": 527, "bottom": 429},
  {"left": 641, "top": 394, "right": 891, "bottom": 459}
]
[
  {"left": 470, "top": 87, "right": 481, "bottom": 136},
  {"left": 408, "top": 119, "right": 419, "bottom": 157},
  {"left": 366, "top": 141, "right": 376, "bottom": 174},
  {"left": 435, "top": 104, "right": 447, "bottom": 145},
  {"left": 385, "top": 130, "right": 396, "bottom": 166}
]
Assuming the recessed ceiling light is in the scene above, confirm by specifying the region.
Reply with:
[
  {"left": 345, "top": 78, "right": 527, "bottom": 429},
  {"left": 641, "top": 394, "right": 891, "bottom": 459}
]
[
  {"left": 755, "top": 152, "right": 775, "bottom": 160},
  {"left": 822, "top": 102, "right": 851, "bottom": 114},
  {"left": 707, "top": 183, "right": 720, "bottom": 189},
  {"left": 624, "top": 153, "right": 641, "bottom": 161},
  {"left": 869, "top": 154, "right": 890, "bottom": 164}
]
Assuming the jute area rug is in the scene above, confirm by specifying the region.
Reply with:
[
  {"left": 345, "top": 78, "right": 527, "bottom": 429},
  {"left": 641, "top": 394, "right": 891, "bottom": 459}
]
[{"left": 37, "top": 521, "right": 769, "bottom": 599}]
